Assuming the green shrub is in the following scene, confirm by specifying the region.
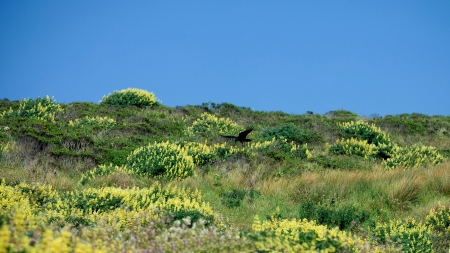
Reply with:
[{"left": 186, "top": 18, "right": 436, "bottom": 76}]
[
  {"left": 372, "top": 218, "right": 433, "bottom": 252},
  {"left": 177, "top": 141, "right": 216, "bottom": 165},
  {"left": 185, "top": 112, "right": 243, "bottom": 137},
  {"left": 337, "top": 121, "right": 395, "bottom": 159},
  {"left": 126, "top": 141, "right": 194, "bottom": 179},
  {"left": 79, "top": 164, "right": 128, "bottom": 185},
  {"left": 426, "top": 202, "right": 450, "bottom": 234},
  {"left": 329, "top": 138, "right": 378, "bottom": 159},
  {"left": 250, "top": 215, "right": 373, "bottom": 252},
  {"left": 298, "top": 201, "right": 370, "bottom": 230},
  {"left": 260, "top": 124, "right": 322, "bottom": 144},
  {"left": 69, "top": 116, "right": 116, "bottom": 129},
  {"left": 99, "top": 88, "right": 159, "bottom": 108},
  {"left": 221, "top": 189, "right": 247, "bottom": 208},
  {"left": 383, "top": 144, "right": 446, "bottom": 170},
  {"left": 0, "top": 96, "right": 63, "bottom": 122}
]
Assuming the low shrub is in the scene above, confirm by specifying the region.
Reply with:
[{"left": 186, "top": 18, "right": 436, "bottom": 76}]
[
  {"left": 68, "top": 116, "right": 116, "bottom": 129},
  {"left": 372, "top": 218, "right": 433, "bottom": 252},
  {"left": 383, "top": 144, "right": 446, "bottom": 170},
  {"left": 126, "top": 141, "right": 194, "bottom": 179},
  {"left": 221, "top": 189, "right": 247, "bottom": 208},
  {"left": 250, "top": 215, "right": 377, "bottom": 252},
  {"left": 185, "top": 112, "right": 243, "bottom": 137},
  {"left": 260, "top": 124, "right": 322, "bottom": 144},
  {"left": 99, "top": 88, "right": 159, "bottom": 108},
  {"left": 329, "top": 138, "right": 378, "bottom": 159},
  {"left": 426, "top": 202, "right": 450, "bottom": 234},
  {"left": 0, "top": 96, "right": 63, "bottom": 122},
  {"left": 297, "top": 201, "right": 371, "bottom": 230}
]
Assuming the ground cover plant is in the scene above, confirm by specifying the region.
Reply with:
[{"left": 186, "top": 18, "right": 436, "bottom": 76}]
[{"left": 1, "top": 89, "right": 450, "bottom": 252}]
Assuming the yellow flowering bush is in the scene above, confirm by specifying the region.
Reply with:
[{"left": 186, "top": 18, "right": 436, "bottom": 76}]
[
  {"left": 178, "top": 141, "right": 215, "bottom": 165},
  {"left": 425, "top": 202, "right": 450, "bottom": 234},
  {"left": 68, "top": 116, "right": 116, "bottom": 129},
  {"left": 99, "top": 88, "right": 160, "bottom": 108},
  {"left": 372, "top": 218, "right": 433, "bottom": 252},
  {"left": 337, "top": 121, "right": 395, "bottom": 159},
  {"left": 0, "top": 181, "right": 223, "bottom": 253},
  {"left": 383, "top": 144, "right": 445, "bottom": 170},
  {"left": 79, "top": 164, "right": 128, "bottom": 185},
  {"left": 185, "top": 112, "right": 243, "bottom": 136},
  {"left": 329, "top": 138, "right": 378, "bottom": 159},
  {"left": 126, "top": 141, "right": 195, "bottom": 179},
  {"left": 250, "top": 215, "right": 378, "bottom": 252},
  {"left": 0, "top": 96, "right": 63, "bottom": 122}
]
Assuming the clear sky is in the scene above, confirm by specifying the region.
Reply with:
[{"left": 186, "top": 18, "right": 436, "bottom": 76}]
[{"left": 1, "top": 1, "right": 449, "bottom": 116}]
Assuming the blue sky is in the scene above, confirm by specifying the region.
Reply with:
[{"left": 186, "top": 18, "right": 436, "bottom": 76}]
[{"left": 1, "top": 1, "right": 449, "bottom": 116}]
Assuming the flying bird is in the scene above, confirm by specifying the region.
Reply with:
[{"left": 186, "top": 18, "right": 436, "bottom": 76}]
[{"left": 220, "top": 128, "right": 253, "bottom": 145}]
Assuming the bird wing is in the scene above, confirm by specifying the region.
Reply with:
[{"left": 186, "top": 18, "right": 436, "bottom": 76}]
[{"left": 238, "top": 128, "right": 253, "bottom": 138}]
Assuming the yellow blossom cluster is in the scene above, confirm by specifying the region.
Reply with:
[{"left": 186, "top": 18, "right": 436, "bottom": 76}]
[
  {"left": 0, "top": 180, "right": 220, "bottom": 253},
  {"left": 0, "top": 95, "right": 63, "bottom": 122},
  {"left": 426, "top": 202, "right": 450, "bottom": 235},
  {"left": 338, "top": 121, "right": 392, "bottom": 146},
  {"left": 185, "top": 112, "right": 243, "bottom": 136},
  {"left": 329, "top": 138, "right": 378, "bottom": 159},
  {"left": 127, "top": 141, "right": 195, "bottom": 179},
  {"left": 251, "top": 215, "right": 381, "bottom": 252},
  {"left": 371, "top": 218, "right": 433, "bottom": 252},
  {"left": 99, "top": 88, "right": 160, "bottom": 108},
  {"left": 383, "top": 144, "right": 445, "bottom": 170},
  {"left": 68, "top": 116, "right": 116, "bottom": 129}
]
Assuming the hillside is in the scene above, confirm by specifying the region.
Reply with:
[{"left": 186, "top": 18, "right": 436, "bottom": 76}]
[{"left": 1, "top": 89, "right": 450, "bottom": 252}]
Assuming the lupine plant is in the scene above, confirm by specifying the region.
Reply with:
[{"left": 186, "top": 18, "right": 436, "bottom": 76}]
[
  {"left": 99, "top": 88, "right": 160, "bottom": 108},
  {"left": 0, "top": 95, "right": 63, "bottom": 122}
]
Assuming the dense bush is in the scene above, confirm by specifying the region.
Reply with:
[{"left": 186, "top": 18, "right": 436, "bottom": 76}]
[
  {"left": 99, "top": 88, "right": 159, "bottom": 108},
  {"left": 337, "top": 121, "right": 395, "bottom": 159},
  {"left": 250, "top": 215, "right": 378, "bottom": 252},
  {"left": 297, "top": 201, "right": 371, "bottom": 230},
  {"left": 260, "top": 124, "right": 322, "bottom": 144},
  {"left": 372, "top": 218, "right": 433, "bottom": 252},
  {"left": 426, "top": 202, "right": 450, "bottom": 234},
  {"left": 383, "top": 144, "right": 445, "bottom": 170},
  {"left": 185, "top": 112, "right": 243, "bottom": 137},
  {"left": 0, "top": 96, "right": 63, "bottom": 122},
  {"left": 329, "top": 138, "right": 378, "bottom": 159},
  {"left": 68, "top": 116, "right": 116, "bottom": 129},
  {"left": 126, "top": 141, "right": 195, "bottom": 179},
  {"left": 177, "top": 141, "right": 215, "bottom": 165},
  {"left": 221, "top": 189, "right": 247, "bottom": 208}
]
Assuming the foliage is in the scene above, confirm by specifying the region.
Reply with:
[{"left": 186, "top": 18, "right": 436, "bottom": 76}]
[
  {"left": 126, "top": 141, "right": 195, "bottom": 179},
  {"left": 250, "top": 215, "right": 379, "bottom": 252},
  {"left": 177, "top": 141, "right": 216, "bottom": 165},
  {"left": 426, "top": 202, "right": 450, "bottom": 234},
  {"left": 99, "top": 88, "right": 160, "bottom": 108},
  {"left": 260, "top": 123, "right": 323, "bottom": 144},
  {"left": 221, "top": 189, "right": 247, "bottom": 208},
  {"left": 79, "top": 164, "right": 128, "bottom": 185},
  {"left": 68, "top": 115, "right": 116, "bottom": 129},
  {"left": 185, "top": 112, "right": 243, "bottom": 137},
  {"left": 337, "top": 120, "right": 395, "bottom": 159},
  {"left": 0, "top": 96, "right": 63, "bottom": 122},
  {"left": 297, "top": 201, "right": 371, "bottom": 230},
  {"left": 383, "top": 144, "right": 446, "bottom": 170},
  {"left": 329, "top": 138, "right": 378, "bottom": 159},
  {"left": 372, "top": 218, "right": 433, "bottom": 252}
]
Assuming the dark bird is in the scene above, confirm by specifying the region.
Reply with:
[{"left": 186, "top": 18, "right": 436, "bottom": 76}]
[{"left": 220, "top": 128, "right": 253, "bottom": 145}]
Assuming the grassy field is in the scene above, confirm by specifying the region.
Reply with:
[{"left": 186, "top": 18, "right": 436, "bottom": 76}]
[{"left": 1, "top": 91, "right": 450, "bottom": 252}]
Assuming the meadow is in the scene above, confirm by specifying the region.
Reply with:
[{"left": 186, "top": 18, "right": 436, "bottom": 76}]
[{"left": 1, "top": 88, "right": 450, "bottom": 252}]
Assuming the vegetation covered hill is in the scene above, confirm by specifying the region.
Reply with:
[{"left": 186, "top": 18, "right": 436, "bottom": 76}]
[{"left": 1, "top": 88, "right": 450, "bottom": 252}]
